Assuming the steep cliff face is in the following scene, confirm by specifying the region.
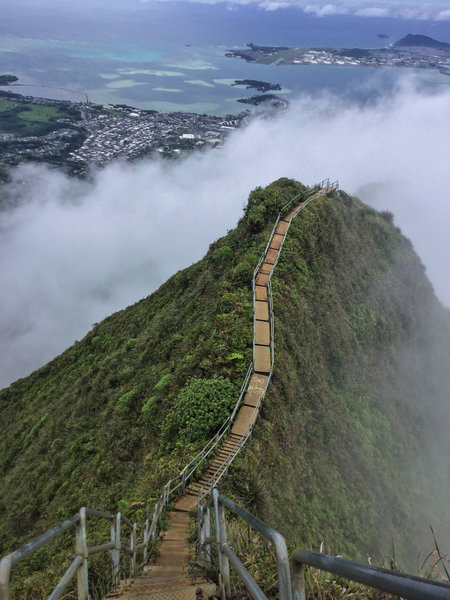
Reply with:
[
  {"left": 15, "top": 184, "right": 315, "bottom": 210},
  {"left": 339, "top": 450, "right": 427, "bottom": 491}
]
[
  {"left": 1, "top": 179, "right": 449, "bottom": 585},
  {"left": 225, "top": 191, "right": 450, "bottom": 567}
]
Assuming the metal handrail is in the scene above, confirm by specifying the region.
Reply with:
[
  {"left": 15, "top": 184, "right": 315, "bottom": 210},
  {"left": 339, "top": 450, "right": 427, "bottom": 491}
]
[
  {"left": 199, "top": 493, "right": 450, "bottom": 600},
  {"left": 0, "top": 508, "right": 123, "bottom": 600},
  {"left": 1, "top": 179, "right": 340, "bottom": 600},
  {"left": 199, "top": 489, "right": 292, "bottom": 600},
  {"left": 291, "top": 550, "right": 450, "bottom": 600},
  {"left": 199, "top": 182, "right": 339, "bottom": 500}
]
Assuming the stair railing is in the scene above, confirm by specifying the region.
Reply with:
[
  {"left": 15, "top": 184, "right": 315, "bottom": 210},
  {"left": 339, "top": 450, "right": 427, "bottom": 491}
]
[
  {"left": 197, "top": 181, "right": 340, "bottom": 504},
  {"left": 1, "top": 180, "right": 340, "bottom": 600},
  {"left": 291, "top": 550, "right": 450, "bottom": 600},
  {"left": 0, "top": 508, "right": 125, "bottom": 600},
  {"left": 199, "top": 489, "right": 293, "bottom": 600},
  {"left": 199, "top": 490, "right": 450, "bottom": 600}
]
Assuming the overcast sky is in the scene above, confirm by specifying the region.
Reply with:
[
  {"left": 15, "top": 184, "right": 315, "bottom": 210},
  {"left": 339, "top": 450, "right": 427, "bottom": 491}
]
[
  {"left": 1, "top": 73, "right": 449, "bottom": 388},
  {"left": 6, "top": 0, "right": 450, "bottom": 21},
  {"left": 142, "top": 0, "right": 450, "bottom": 22}
]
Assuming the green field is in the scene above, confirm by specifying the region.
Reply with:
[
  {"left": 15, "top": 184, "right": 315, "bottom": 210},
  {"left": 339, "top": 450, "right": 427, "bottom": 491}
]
[
  {"left": 0, "top": 96, "right": 77, "bottom": 136},
  {"left": 0, "top": 99, "right": 15, "bottom": 113},
  {"left": 17, "top": 104, "right": 66, "bottom": 123}
]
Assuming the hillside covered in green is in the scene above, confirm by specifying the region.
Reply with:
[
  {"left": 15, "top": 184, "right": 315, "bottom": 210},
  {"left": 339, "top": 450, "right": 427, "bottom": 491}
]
[
  {"left": 224, "top": 190, "right": 450, "bottom": 566},
  {"left": 1, "top": 178, "right": 449, "bottom": 591}
]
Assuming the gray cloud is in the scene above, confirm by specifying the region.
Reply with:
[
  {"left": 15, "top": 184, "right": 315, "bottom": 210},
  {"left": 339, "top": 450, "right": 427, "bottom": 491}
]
[
  {"left": 1, "top": 74, "right": 449, "bottom": 387},
  {"left": 139, "top": 0, "right": 450, "bottom": 21}
]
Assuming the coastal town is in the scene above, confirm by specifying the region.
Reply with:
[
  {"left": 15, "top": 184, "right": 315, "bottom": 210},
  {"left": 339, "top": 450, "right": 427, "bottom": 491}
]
[
  {"left": 0, "top": 91, "right": 246, "bottom": 181},
  {"left": 69, "top": 104, "right": 244, "bottom": 168},
  {"left": 226, "top": 34, "right": 450, "bottom": 75}
]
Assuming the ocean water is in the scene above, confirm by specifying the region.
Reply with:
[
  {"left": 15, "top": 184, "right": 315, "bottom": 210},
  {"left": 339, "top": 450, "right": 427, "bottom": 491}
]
[{"left": 1, "top": 1, "right": 449, "bottom": 114}]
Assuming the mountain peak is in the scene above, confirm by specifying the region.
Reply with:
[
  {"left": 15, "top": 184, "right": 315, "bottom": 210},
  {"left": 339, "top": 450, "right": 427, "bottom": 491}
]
[{"left": 394, "top": 34, "right": 450, "bottom": 50}]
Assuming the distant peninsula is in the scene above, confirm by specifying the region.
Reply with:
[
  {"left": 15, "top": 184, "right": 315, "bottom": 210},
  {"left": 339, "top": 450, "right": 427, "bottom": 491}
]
[
  {"left": 0, "top": 74, "right": 18, "bottom": 86},
  {"left": 226, "top": 34, "right": 450, "bottom": 75}
]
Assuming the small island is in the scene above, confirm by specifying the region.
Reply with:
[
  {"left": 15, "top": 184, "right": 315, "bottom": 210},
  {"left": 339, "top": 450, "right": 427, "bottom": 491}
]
[
  {"left": 232, "top": 79, "right": 282, "bottom": 92},
  {"left": 0, "top": 74, "right": 18, "bottom": 86},
  {"left": 237, "top": 94, "right": 288, "bottom": 109}
]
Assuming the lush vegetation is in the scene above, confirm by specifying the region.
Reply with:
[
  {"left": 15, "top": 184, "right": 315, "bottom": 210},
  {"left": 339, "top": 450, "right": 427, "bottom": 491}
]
[
  {"left": 224, "top": 189, "right": 450, "bottom": 570},
  {"left": 0, "top": 94, "right": 81, "bottom": 136},
  {"left": 0, "top": 178, "right": 308, "bottom": 595},
  {"left": 1, "top": 178, "right": 449, "bottom": 596}
]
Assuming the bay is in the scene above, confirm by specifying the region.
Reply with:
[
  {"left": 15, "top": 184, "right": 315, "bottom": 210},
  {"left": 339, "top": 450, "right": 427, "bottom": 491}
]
[{"left": 0, "top": 1, "right": 449, "bottom": 114}]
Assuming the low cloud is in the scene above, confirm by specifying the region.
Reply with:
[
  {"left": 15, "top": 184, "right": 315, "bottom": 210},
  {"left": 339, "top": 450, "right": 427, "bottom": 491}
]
[
  {"left": 436, "top": 9, "right": 450, "bottom": 21},
  {"left": 303, "top": 3, "right": 349, "bottom": 16},
  {"left": 354, "top": 6, "right": 390, "bottom": 17},
  {"left": 300, "top": 1, "right": 450, "bottom": 20},
  {"left": 138, "top": 0, "right": 450, "bottom": 21},
  {"left": 1, "top": 74, "right": 449, "bottom": 387}
]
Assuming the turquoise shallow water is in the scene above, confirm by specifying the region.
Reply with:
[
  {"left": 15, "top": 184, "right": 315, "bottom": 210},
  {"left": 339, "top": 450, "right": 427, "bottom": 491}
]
[
  {"left": 1, "top": 2, "right": 449, "bottom": 114},
  {"left": 0, "top": 36, "right": 402, "bottom": 114}
]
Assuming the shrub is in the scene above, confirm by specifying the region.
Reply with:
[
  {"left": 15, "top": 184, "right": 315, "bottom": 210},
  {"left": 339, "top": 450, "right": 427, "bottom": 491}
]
[
  {"left": 162, "top": 377, "right": 237, "bottom": 444},
  {"left": 155, "top": 373, "right": 173, "bottom": 391},
  {"left": 380, "top": 210, "right": 394, "bottom": 224},
  {"left": 116, "top": 390, "right": 137, "bottom": 414}
]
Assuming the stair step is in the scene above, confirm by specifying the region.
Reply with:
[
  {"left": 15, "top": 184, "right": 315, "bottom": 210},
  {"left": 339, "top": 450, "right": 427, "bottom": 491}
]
[
  {"left": 265, "top": 248, "right": 279, "bottom": 264},
  {"left": 269, "top": 233, "right": 284, "bottom": 250},
  {"left": 255, "top": 320, "right": 270, "bottom": 346},
  {"left": 231, "top": 405, "right": 259, "bottom": 437},
  {"left": 258, "top": 262, "right": 273, "bottom": 275},
  {"left": 254, "top": 285, "right": 268, "bottom": 301},
  {"left": 255, "top": 300, "right": 269, "bottom": 321},
  {"left": 255, "top": 272, "right": 269, "bottom": 286},
  {"left": 254, "top": 345, "right": 271, "bottom": 374},
  {"left": 275, "top": 220, "right": 289, "bottom": 235}
]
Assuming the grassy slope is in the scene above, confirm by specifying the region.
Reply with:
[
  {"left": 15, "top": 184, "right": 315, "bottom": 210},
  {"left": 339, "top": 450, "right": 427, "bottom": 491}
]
[
  {"left": 1, "top": 179, "right": 449, "bottom": 590},
  {"left": 0, "top": 179, "right": 307, "bottom": 556},
  {"left": 225, "top": 191, "right": 450, "bottom": 568}
]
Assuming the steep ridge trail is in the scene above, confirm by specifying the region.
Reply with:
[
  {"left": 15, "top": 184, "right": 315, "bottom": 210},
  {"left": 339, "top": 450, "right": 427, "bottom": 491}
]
[{"left": 111, "top": 181, "right": 338, "bottom": 599}]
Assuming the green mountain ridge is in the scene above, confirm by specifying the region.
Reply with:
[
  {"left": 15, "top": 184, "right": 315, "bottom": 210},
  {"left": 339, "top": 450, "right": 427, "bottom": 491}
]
[
  {"left": 394, "top": 34, "right": 450, "bottom": 50},
  {"left": 1, "top": 178, "right": 449, "bottom": 596}
]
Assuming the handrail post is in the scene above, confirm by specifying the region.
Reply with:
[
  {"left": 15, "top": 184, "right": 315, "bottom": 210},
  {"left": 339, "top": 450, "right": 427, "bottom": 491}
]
[
  {"left": 0, "top": 556, "right": 12, "bottom": 600},
  {"left": 111, "top": 513, "right": 120, "bottom": 588},
  {"left": 198, "top": 503, "right": 204, "bottom": 559},
  {"left": 214, "top": 490, "right": 231, "bottom": 598},
  {"left": 198, "top": 503, "right": 212, "bottom": 564},
  {"left": 143, "top": 518, "right": 150, "bottom": 564},
  {"left": 75, "top": 507, "right": 89, "bottom": 600},
  {"left": 149, "top": 503, "right": 159, "bottom": 540},
  {"left": 271, "top": 532, "right": 293, "bottom": 600},
  {"left": 291, "top": 557, "right": 306, "bottom": 600},
  {"left": 204, "top": 507, "right": 211, "bottom": 563},
  {"left": 212, "top": 489, "right": 224, "bottom": 596},
  {"left": 130, "top": 523, "right": 137, "bottom": 578}
]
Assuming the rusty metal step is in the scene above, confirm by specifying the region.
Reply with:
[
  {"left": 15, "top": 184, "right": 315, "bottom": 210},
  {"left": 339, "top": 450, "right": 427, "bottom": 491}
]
[
  {"left": 255, "top": 272, "right": 269, "bottom": 286},
  {"left": 243, "top": 373, "right": 269, "bottom": 407},
  {"left": 254, "top": 345, "right": 271, "bottom": 374},
  {"left": 255, "top": 285, "right": 268, "bottom": 301},
  {"left": 258, "top": 262, "right": 273, "bottom": 275},
  {"left": 265, "top": 248, "right": 279, "bottom": 264},
  {"left": 255, "top": 320, "right": 270, "bottom": 345},
  {"left": 275, "top": 220, "right": 289, "bottom": 235},
  {"left": 255, "top": 300, "right": 269, "bottom": 321},
  {"left": 270, "top": 233, "right": 284, "bottom": 250},
  {"left": 231, "top": 405, "right": 259, "bottom": 436}
]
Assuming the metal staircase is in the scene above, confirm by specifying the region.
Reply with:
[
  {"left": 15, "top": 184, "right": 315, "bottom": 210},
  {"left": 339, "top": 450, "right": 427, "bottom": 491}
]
[{"left": 1, "top": 180, "right": 341, "bottom": 600}]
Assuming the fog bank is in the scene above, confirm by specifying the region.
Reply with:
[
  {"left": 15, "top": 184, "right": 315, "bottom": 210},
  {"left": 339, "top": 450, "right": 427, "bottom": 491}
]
[{"left": 1, "top": 75, "right": 449, "bottom": 387}]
